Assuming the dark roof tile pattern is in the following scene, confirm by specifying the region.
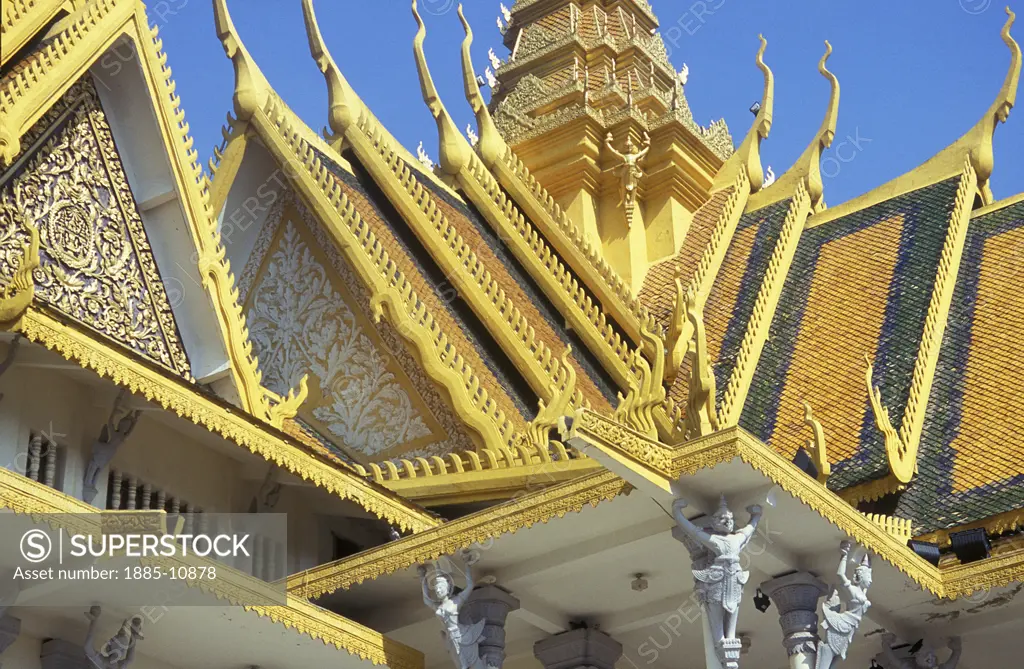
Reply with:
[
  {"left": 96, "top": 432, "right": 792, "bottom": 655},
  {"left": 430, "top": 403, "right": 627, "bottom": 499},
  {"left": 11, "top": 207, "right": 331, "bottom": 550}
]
[
  {"left": 738, "top": 177, "right": 962, "bottom": 491},
  {"left": 896, "top": 199, "right": 1024, "bottom": 533}
]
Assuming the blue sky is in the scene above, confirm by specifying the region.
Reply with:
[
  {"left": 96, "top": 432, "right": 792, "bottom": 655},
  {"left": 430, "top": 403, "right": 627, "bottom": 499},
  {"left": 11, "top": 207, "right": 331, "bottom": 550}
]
[{"left": 154, "top": 0, "right": 1023, "bottom": 207}]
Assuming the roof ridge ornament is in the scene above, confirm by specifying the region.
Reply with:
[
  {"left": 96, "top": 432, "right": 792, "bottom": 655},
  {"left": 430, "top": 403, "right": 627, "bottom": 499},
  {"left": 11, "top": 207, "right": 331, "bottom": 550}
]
[
  {"left": 460, "top": 4, "right": 507, "bottom": 168},
  {"left": 756, "top": 41, "right": 839, "bottom": 209},
  {"left": 909, "top": 7, "right": 1019, "bottom": 206},
  {"left": 301, "top": 0, "right": 364, "bottom": 141},
  {"left": 711, "top": 34, "right": 773, "bottom": 193},
  {"left": 212, "top": 0, "right": 270, "bottom": 121},
  {"left": 412, "top": 0, "right": 471, "bottom": 177}
]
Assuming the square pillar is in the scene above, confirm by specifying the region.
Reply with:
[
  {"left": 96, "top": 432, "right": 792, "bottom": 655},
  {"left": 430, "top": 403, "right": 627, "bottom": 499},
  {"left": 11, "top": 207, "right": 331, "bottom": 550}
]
[
  {"left": 460, "top": 584, "right": 520, "bottom": 669},
  {"left": 759, "top": 572, "right": 828, "bottom": 669},
  {"left": 534, "top": 627, "right": 622, "bottom": 669}
]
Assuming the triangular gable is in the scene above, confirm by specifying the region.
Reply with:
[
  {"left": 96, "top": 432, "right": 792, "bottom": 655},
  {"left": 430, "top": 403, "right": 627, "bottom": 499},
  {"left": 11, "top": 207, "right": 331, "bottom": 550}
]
[
  {"left": 0, "top": 0, "right": 294, "bottom": 426},
  {"left": 0, "top": 78, "right": 190, "bottom": 377}
]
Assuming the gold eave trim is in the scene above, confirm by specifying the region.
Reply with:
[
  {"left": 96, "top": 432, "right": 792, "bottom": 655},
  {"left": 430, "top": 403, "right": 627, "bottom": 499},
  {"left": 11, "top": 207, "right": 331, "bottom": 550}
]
[
  {"left": 1, "top": 0, "right": 80, "bottom": 66},
  {"left": 13, "top": 306, "right": 439, "bottom": 533},
  {"left": 0, "top": 468, "right": 424, "bottom": 669},
  {"left": 562, "top": 408, "right": 1024, "bottom": 599},
  {"left": 286, "top": 469, "right": 629, "bottom": 598}
]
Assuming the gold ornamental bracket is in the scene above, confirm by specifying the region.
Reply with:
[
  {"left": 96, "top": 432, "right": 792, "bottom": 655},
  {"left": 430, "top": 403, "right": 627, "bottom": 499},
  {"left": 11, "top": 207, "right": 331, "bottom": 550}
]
[
  {"left": 749, "top": 40, "right": 839, "bottom": 210},
  {"left": 913, "top": 7, "right": 1020, "bottom": 206},
  {"left": 711, "top": 34, "right": 774, "bottom": 194},
  {"left": 0, "top": 218, "right": 40, "bottom": 327}
]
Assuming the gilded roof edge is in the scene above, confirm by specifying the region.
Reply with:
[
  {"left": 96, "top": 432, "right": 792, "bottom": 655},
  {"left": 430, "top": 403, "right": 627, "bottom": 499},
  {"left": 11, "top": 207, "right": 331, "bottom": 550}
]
[{"left": 808, "top": 8, "right": 1021, "bottom": 229}]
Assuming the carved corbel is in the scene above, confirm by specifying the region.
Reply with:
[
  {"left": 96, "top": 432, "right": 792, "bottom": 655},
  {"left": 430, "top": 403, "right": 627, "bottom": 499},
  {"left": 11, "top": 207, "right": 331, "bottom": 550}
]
[
  {"left": 82, "top": 390, "right": 141, "bottom": 505},
  {"left": 864, "top": 356, "right": 914, "bottom": 484},
  {"left": 802, "top": 401, "right": 831, "bottom": 484},
  {"left": 0, "top": 221, "right": 39, "bottom": 327},
  {"left": 267, "top": 374, "right": 309, "bottom": 429}
]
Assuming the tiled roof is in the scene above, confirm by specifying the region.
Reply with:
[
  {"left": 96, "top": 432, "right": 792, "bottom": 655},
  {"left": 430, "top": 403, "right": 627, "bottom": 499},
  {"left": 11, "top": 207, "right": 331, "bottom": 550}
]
[
  {"left": 739, "top": 177, "right": 962, "bottom": 490},
  {"left": 315, "top": 148, "right": 531, "bottom": 426},
  {"left": 412, "top": 172, "right": 617, "bottom": 409},
  {"left": 666, "top": 198, "right": 790, "bottom": 405},
  {"left": 897, "top": 199, "right": 1024, "bottom": 533},
  {"left": 710, "top": 198, "right": 793, "bottom": 403},
  {"left": 639, "top": 188, "right": 734, "bottom": 330}
]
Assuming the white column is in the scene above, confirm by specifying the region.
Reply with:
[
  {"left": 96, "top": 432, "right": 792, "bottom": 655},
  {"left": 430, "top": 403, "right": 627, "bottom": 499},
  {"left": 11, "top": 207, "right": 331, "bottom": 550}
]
[{"left": 760, "top": 572, "right": 828, "bottom": 669}]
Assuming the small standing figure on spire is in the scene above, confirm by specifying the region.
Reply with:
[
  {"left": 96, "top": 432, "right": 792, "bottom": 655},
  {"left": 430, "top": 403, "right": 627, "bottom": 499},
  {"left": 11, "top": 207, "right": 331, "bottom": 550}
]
[
  {"left": 880, "top": 635, "right": 962, "bottom": 669},
  {"left": 605, "top": 131, "right": 651, "bottom": 216},
  {"left": 488, "top": 47, "right": 502, "bottom": 71},
  {"left": 418, "top": 550, "right": 493, "bottom": 669},
  {"left": 417, "top": 141, "right": 435, "bottom": 170},
  {"left": 672, "top": 495, "right": 763, "bottom": 668},
  {"left": 815, "top": 541, "right": 872, "bottom": 669}
]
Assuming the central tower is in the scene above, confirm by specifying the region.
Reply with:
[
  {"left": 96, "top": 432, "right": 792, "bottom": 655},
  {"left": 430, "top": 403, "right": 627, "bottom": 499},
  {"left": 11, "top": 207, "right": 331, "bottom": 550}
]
[{"left": 491, "top": 0, "right": 733, "bottom": 289}]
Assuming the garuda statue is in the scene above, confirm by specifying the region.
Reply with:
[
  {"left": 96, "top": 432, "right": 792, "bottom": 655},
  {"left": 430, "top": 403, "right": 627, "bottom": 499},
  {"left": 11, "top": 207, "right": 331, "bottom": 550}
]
[
  {"left": 672, "top": 494, "right": 763, "bottom": 654},
  {"left": 816, "top": 541, "right": 872, "bottom": 669},
  {"left": 418, "top": 549, "right": 492, "bottom": 669}
]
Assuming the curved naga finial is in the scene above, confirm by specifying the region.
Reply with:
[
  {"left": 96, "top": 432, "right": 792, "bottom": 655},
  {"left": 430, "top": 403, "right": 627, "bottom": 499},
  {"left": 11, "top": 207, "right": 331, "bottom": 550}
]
[
  {"left": 412, "top": 0, "right": 471, "bottom": 176},
  {"left": 683, "top": 286, "right": 719, "bottom": 439},
  {"left": 0, "top": 221, "right": 39, "bottom": 325},
  {"left": 614, "top": 323, "right": 666, "bottom": 439},
  {"left": 459, "top": 5, "right": 507, "bottom": 168},
  {"left": 802, "top": 400, "right": 831, "bottom": 483},
  {"left": 864, "top": 355, "right": 915, "bottom": 484},
  {"left": 213, "top": 0, "right": 270, "bottom": 120},
  {"left": 711, "top": 34, "right": 774, "bottom": 193},
  {"left": 301, "top": 0, "right": 364, "bottom": 138},
  {"left": 924, "top": 7, "right": 1021, "bottom": 204},
  {"left": 525, "top": 346, "right": 578, "bottom": 448},
  {"left": 765, "top": 41, "right": 839, "bottom": 207}
]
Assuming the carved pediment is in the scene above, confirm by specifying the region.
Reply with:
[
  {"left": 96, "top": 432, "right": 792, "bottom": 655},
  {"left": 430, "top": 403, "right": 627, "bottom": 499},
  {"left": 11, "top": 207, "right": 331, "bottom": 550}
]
[{"left": 0, "top": 80, "right": 190, "bottom": 377}]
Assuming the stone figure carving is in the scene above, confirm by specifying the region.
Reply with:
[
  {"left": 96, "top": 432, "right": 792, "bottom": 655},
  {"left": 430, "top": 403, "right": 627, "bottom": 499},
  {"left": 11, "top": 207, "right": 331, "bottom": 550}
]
[
  {"left": 880, "top": 635, "right": 961, "bottom": 669},
  {"left": 418, "top": 550, "right": 493, "bottom": 669},
  {"left": 605, "top": 131, "right": 651, "bottom": 215},
  {"left": 815, "top": 541, "right": 872, "bottom": 669},
  {"left": 672, "top": 495, "right": 763, "bottom": 664},
  {"left": 82, "top": 390, "right": 141, "bottom": 505},
  {"left": 84, "top": 606, "right": 144, "bottom": 669}
]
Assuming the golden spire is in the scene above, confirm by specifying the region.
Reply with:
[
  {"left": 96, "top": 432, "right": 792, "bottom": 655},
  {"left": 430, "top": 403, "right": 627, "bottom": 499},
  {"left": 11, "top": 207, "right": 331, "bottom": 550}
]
[
  {"left": 212, "top": 0, "right": 270, "bottom": 120},
  {"left": 411, "top": 0, "right": 471, "bottom": 176},
  {"left": 712, "top": 35, "right": 774, "bottom": 193},
  {"left": 917, "top": 7, "right": 1020, "bottom": 205},
  {"left": 301, "top": 0, "right": 364, "bottom": 140},
  {"left": 759, "top": 41, "right": 839, "bottom": 207},
  {"left": 459, "top": 5, "right": 506, "bottom": 168}
]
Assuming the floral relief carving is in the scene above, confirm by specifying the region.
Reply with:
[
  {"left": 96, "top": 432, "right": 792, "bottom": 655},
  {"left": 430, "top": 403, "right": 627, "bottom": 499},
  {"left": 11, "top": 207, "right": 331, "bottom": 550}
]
[
  {"left": 0, "top": 81, "right": 190, "bottom": 377},
  {"left": 246, "top": 221, "right": 433, "bottom": 457}
]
